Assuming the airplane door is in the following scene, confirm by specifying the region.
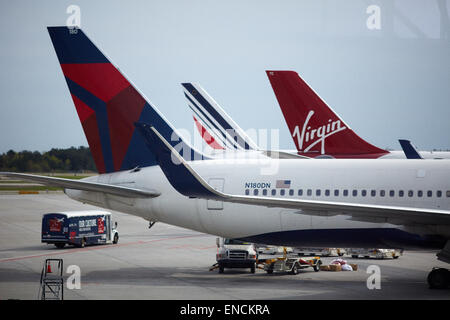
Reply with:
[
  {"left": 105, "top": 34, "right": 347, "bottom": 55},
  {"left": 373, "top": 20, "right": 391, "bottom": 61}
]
[{"left": 207, "top": 178, "right": 224, "bottom": 210}]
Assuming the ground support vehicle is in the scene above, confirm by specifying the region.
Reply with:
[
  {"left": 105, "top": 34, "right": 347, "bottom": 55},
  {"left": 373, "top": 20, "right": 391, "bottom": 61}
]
[
  {"left": 294, "top": 248, "right": 345, "bottom": 257},
  {"left": 214, "top": 238, "right": 258, "bottom": 273},
  {"left": 347, "top": 248, "right": 402, "bottom": 259},
  {"left": 257, "top": 245, "right": 293, "bottom": 255},
  {"left": 42, "top": 210, "right": 118, "bottom": 248},
  {"left": 261, "top": 256, "right": 322, "bottom": 275}
]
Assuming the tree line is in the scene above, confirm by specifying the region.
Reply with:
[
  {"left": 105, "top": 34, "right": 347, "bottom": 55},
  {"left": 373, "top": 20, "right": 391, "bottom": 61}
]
[{"left": 0, "top": 146, "right": 97, "bottom": 173}]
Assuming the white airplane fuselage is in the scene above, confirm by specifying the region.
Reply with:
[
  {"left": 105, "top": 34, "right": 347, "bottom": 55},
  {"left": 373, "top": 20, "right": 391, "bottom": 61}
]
[
  {"left": 380, "top": 150, "right": 450, "bottom": 159},
  {"left": 65, "top": 157, "right": 450, "bottom": 249}
]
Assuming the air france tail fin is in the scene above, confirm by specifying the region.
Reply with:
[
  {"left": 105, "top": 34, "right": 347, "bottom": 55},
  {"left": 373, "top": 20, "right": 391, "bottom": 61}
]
[
  {"left": 181, "top": 83, "right": 258, "bottom": 151},
  {"left": 266, "top": 70, "right": 388, "bottom": 158},
  {"left": 47, "top": 26, "right": 205, "bottom": 173},
  {"left": 192, "top": 116, "right": 225, "bottom": 150}
]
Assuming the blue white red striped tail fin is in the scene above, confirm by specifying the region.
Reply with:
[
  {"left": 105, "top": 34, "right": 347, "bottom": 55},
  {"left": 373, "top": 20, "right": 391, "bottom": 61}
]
[
  {"left": 192, "top": 116, "right": 225, "bottom": 150},
  {"left": 181, "top": 83, "right": 258, "bottom": 151}
]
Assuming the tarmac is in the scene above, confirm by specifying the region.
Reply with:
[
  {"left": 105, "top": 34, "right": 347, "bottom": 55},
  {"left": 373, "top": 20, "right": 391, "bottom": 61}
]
[{"left": 0, "top": 193, "right": 449, "bottom": 300}]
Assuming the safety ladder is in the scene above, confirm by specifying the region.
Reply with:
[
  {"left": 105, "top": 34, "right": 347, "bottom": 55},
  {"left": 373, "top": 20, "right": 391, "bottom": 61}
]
[{"left": 38, "top": 259, "right": 64, "bottom": 300}]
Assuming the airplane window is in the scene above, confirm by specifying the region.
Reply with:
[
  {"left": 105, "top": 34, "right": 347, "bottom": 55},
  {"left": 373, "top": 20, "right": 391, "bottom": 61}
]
[
  {"left": 427, "top": 190, "right": 432, "bottom": 197},
  {"left": 343, "top": 190, "right": 348, "bottom": 197},
  {"left": 380, "top": 190, "right": 385, "bottom": 197},
  {"left": 262, "top": 189, "right": 267, "bottom": 196},
  {"left": 245, "top": 189, "right": 249, "bottom": 195},
  {"left": 280, "top": 189, "right": 285, "bottom": 196},
  {"left": 298, "top": 189, "right": 303, "bottom": 196},
  {"left": 253, "top": 189, "right": 259, "bottom": 196},
  {"left": 418, "top": 190, "right": 423, "bottom": 197},
  {"left": 437, "top": 190, "right": 442, "bottom": 197},
  {"left": 352, "top": 190, "right": 357, "bottom": 197},
  {"left": 289, "top": 189, "right": 294, "bottom": 196},
  {"left": 307, "top": 189, "right": 312, "bottom": 196},
  {"left": 408, "top": 190, "right": 414, "bottom": 197},
  {"left": 316, "top": 189, "right": 321, "bottom": 196},
  {"left": 271, "top": 189, "right": 276, "bottom": 196},
  {"left": 334, "top": 190, "right": 339, "bottom": 196},
  {"left": 325, "top": 189, "right": 330, "bottom": 196},
  {"left": 399, "top": 190, "right": 404, "bottom": 197},
  {"left": 371, "top": 190, "right": 376, "bottom": 197},
  {"left": 389, "top": 190, "right": 395, "bottom": 197},
  {"left": 361, "top": 190, "right": 367, "bottom": 197},
  {"left": 446, "top": 191, "right": 450, "bottom": 197}
]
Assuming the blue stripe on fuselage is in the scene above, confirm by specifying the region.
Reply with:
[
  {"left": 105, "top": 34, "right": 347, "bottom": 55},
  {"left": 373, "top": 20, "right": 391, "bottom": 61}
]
[{"left": 238, "top": 228, "right": 446, "bottom": 250}]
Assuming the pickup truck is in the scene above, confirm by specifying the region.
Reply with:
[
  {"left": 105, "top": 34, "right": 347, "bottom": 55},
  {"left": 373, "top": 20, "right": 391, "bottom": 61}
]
[{"left": 216, "top": 238, "right": 258, "bottom": 273}]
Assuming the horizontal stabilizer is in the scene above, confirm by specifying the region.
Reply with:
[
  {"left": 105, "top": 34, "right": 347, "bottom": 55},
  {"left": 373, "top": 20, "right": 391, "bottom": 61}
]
[{"left": 0, "top": 172, "right": 160, "bottom": 198}]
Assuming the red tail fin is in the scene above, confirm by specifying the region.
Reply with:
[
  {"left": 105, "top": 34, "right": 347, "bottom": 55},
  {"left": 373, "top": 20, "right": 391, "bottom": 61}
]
[{"left": 266, "top": 70, "right": 388, "bottom": 158}]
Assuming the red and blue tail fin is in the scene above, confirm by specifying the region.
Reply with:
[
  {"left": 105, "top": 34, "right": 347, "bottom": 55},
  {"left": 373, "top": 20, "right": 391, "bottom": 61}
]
[
  {"left": 266, "top": 70, "right": 388, "bottom": 158},
  {"left": 47, "top": 26, "right": 204, "bottom": 173}
]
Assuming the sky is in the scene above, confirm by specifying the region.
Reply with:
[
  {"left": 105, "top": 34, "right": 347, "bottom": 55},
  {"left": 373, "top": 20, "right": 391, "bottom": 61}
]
[{"left": 0, "top": 0, "right": 449, "bottom": 154}]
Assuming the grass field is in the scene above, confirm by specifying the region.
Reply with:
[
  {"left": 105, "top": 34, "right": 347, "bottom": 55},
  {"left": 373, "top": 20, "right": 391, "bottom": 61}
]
[
  {"left": 0, "top": 173, "right": 95, "bottom": 191},
  {"left": 0, "top": 185, "right": 62, "bottom": 191}
]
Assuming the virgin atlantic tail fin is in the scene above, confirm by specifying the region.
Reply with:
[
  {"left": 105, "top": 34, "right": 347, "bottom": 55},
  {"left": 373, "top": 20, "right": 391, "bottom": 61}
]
[{"left": 266, "top": 70, "right": 388, "bottom": 158}]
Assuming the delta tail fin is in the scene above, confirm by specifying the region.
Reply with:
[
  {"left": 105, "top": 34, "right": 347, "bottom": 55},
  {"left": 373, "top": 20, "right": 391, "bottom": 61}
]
[
  {"left": 47, "top": 26, "right": 205, "bottom": 173},
  {"left": 266, "top": 70, "right": 388, "bottom": 158}
]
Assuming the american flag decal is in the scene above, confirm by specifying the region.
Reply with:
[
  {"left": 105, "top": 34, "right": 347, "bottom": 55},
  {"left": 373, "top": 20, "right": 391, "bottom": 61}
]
[{"left": 276, "top": 180, "right": 291, "bottom": 188}]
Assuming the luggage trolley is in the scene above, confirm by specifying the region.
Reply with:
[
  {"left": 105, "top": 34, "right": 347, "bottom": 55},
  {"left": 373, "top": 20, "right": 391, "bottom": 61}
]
[{"left": 258, "top": 248, "right": 322, "bottom": 275}]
